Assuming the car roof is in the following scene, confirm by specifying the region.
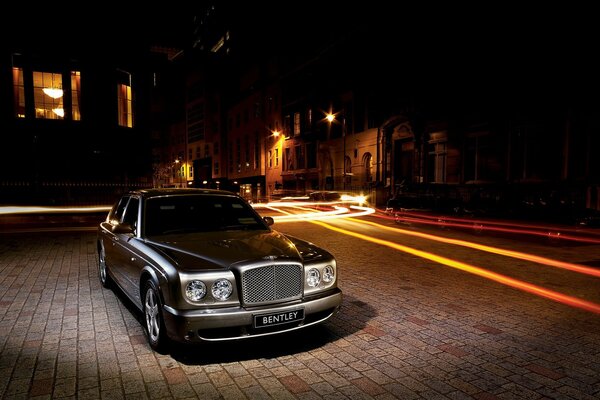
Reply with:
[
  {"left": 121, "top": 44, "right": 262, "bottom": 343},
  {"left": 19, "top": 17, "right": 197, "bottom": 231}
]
[{"left": 126, "top": 188, "right": 239, "bottom": 199}]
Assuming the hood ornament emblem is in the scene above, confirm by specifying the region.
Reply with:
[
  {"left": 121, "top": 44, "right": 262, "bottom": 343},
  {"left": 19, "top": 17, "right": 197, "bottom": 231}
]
[{"left": 263, "top": 255, "right": 278, "bottom": 260}]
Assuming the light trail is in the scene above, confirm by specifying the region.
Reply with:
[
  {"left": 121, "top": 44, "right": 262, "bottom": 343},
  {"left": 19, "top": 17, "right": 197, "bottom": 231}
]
[
  {"left": 310, "top": 219, "right": 600, "bottom": 315},
  {"left": 348, "top": 218, "right": 600, "bottom": 278},
  {"left": 0, "top": 205, "right": 111, "bottom": 215},
  {"left": 376, "top": 208, "right": 600, "bottom": 244},
  {"left": 253, "top": 202, "right": 375, "bottom": 222},
  {"left": 263, "top": 205, "right": 349, "bottom": 222}
]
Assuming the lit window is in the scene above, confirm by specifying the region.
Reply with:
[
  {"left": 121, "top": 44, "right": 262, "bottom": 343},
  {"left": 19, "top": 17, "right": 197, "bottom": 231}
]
[
  {"left": 275, "top": 148, "right": 279, "bottom": 167},
  {"left": 12, "top": 68, "right": 25, "bottom": 118},
  {"left": 117, "top": 83, "right": 133, "bottom": 127},
  {"left": 33, "top": 71, "right": 64, "bottom": 119},
  {"left": 71, "top": 71, "right": 81, "bottom": 121}
]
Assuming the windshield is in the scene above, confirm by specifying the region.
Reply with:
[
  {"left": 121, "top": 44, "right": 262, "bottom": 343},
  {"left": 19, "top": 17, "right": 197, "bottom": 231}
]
[{"left": 144, "top": 195, "right": 267, "bottom": 236}]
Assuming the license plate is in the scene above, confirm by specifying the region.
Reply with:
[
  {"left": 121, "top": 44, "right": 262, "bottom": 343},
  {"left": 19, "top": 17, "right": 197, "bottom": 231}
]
[{"left": 254, "top": 309, "right": 304, "bottom": 328}]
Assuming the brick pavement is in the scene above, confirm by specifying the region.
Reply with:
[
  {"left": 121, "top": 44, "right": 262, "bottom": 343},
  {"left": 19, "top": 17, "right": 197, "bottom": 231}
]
[{"left": 1, "top": 221, "right": 600, "bottom": 399}]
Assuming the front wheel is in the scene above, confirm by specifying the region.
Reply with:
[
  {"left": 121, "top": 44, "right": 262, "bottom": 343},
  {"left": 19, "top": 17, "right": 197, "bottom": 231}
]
[
  {"left": 98, "top": 241, "right": 112, "bottom": 288},
  {"left": 143, "top": 280, "right": 169, "bottom": 353}
]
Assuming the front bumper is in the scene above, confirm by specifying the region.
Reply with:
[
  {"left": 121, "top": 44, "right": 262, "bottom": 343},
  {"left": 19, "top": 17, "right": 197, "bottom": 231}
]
[{"left": 162, "top": 288, "right": 342, "bottom": 342}]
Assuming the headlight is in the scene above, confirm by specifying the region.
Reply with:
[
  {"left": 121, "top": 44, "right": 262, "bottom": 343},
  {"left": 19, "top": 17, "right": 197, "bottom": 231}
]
[
  {"left": 322, "top": 265, "right": 335, "bottom": 283},
  {"left": 185, "top": 280, "right": 206, "bottom": 301},
  {"left": 212, "top": 279, "right": 233, "bottom": 301},
  {"left": 306, "top": 268, "right": 320, "bottom": 287}
]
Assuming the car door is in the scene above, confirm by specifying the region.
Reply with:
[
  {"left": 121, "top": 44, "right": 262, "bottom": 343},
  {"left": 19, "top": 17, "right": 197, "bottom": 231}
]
[
  {"left": 101, "top": 195, "right": 130, "bottom": 287},
  {"left": 116, "top": 196, "right": 146, "bottom": 304},
  {"left": 109, "top": 196, "right": 143, "bottom": 302}
]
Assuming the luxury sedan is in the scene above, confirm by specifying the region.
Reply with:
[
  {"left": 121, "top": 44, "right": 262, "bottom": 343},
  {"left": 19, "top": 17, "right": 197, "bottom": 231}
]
[{"left": 97, "top": 188, "right": 342, "bottom": 352}]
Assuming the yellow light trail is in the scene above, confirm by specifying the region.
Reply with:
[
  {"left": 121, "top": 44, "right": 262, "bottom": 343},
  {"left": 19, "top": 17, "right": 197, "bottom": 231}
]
[
  {"left": 0, "top": 205, "right": 111, "bottom": 214},
  {"left": 255, "top": 203, "right": 375, "bottom": 222},
  {"left": 310, "top": 219, "right": 600, "bottom": 315},
  {"left": 349, "top": 218, "right": 600, "bottom": 278}
]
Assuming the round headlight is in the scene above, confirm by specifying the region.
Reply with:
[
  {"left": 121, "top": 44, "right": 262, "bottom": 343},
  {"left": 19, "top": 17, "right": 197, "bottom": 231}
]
[
  {"left": 185, "top": 280, "right": 206, "bottom": 301},
  {"left": 212, "top": 279, "right": 233, "bottom": 301},
  {"left": 306, "top": 268, "right": 321, "bottom": 287},
  {"left": 322, "top": 265, "right": 335, "bottom": 283}
]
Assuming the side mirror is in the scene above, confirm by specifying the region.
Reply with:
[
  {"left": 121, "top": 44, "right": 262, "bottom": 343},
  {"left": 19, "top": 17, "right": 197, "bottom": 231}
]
[
  {"left": 112, "top": 223, "right": 134, "bottom": 234},
  {"left": 263, "top": 216, "right": 274, "bottom": 226}
]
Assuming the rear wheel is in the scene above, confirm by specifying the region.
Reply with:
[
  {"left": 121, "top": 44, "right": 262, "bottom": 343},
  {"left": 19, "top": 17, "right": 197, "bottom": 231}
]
[
  {"left": 98, "top": 241, "right": 112, "bottom": 288},
  {"left": 143, "top": 280, "right": 169, "bottom": 353}
]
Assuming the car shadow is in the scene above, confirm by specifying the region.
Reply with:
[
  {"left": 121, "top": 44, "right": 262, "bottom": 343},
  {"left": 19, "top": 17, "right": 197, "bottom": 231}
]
[
  {"left": 169, "top": 294, "right": 375, "bottom": 365},
  {"left": 109, "top": 285, "right": 375, "bottom": 365}
]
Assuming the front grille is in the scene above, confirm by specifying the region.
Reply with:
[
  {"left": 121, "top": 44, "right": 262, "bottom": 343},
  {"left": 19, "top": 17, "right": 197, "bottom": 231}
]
[{"left": 241, "top": 264, "right": 302, "bottom": 305}]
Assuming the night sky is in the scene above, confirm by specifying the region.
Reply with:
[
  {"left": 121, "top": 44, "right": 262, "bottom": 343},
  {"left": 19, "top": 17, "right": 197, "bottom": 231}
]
[{"left": 4, "top": 4, "right": 598, "bottom": 104}]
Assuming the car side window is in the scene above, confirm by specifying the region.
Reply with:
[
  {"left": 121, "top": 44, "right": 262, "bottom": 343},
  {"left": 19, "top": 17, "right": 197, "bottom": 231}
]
[
  {"left": 111, "top": 196, "right": 130, "bottom": 224},
  {"left": 122, "top": 197, "right": 139, "bottom": 233}
]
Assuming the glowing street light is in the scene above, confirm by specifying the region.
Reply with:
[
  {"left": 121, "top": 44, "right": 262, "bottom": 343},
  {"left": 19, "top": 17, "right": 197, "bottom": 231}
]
[
  {"left": 174, "top": 159, "right": 184, "bottom": 188},
  {"left": 325, "top": 110, "right": 347, "bottom": 190},
  {"left": 264, "top": 129, "right": 281, "bottom": 201}
]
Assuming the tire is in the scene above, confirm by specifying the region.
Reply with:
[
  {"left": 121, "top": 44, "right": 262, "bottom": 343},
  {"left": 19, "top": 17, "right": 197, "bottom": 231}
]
[
  {"left": 98, "top": 241, "right": 112, "bottom": 288},
  {"left": 143, "top": 280, "right": 169, "bottom": 353}
]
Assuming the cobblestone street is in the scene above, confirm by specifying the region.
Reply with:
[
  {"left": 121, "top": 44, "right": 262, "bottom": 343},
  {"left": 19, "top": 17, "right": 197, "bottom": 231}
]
[{"left": 1, "top": 220, "right": 600, "bottom": 399}]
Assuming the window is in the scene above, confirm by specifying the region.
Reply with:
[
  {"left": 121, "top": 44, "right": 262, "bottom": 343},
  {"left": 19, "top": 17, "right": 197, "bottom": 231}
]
[
  {"left": 306, "top": 142, "right": 316, "bottom": 168},
  {"left": 428, "top": 141, "right": 447, "bottom": 183},
  {"left": 363, "top": 153, "right": 373, "bottom": 183},
  {"left": 122, "top": 197, "right": 139, "bottom": 232},
  {"left": 71, "top": 71, "right": 81, "bottom": 121},
  {"left": 284, "top": 147, "right": 293, "bottom": 171},
  {"left": 214, "top": 161, "right": 219, "bottom": 175},
  {"left": 284, "top": 115, "right": 291, "bottom": 138},
  {"left": 13, "top": 68, "right": 25, "bottom": 118},
  {"left": 34, "top": 71, "right": 64, "bottom": 119},
  {"left": 236, "top": 137, "right": 241, "bottom": 172},
  {"left": 268, "top": 150, "right": 273, "bottom": 168},
  {"left": 117, "top": 83, "right": 133, "bottom": 127},
  {"left": 275, "top": 148, "right": 279, "bottom": 167},
  {"left": 295, "top": 145, "right": 304, "bottom": 169},
  {"left": 187, "top": 102, "right": 205, "bottom": 142},
  {"left": 464, "top": 133, "right": 502, "bottom": 183},
  {"left": 254, "top": 134, "right": 260, "bottom": 169},
  {"left": 294, "top": 112, "right": 300, "bottom": 136},
  {"left": 244, "top": 135, "right": 250, "bottom": 167},
  {"left": 344, "top": 156, "right": 352, "bottom": 174}
]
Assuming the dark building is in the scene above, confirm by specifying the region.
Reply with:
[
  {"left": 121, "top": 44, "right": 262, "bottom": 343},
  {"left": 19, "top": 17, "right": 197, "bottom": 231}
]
[
  {"left": 177, "top": 4, "right": 600, "bottom": 219},
  {"left": 0, "top": 15, "right": 177, "bottom": 205},
  {"left": 3, "top": 8, "right": 599, "bottom": 222}
]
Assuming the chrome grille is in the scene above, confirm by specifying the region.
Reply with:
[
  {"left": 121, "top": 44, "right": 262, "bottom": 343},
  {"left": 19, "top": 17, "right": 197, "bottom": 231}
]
[{"left": 241, "top": 264, "right": 302, "bottom": 305}]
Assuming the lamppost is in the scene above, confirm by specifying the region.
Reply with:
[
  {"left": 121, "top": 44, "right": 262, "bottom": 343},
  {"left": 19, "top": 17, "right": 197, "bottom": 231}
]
[
  {"left": 174, "top": 159, "right": 183, "bottom": 188},
  {"left": 326, "top": 111, "right": 346, "bottom": 191},
  {"left": 264, "top": 129, "right": 280, "bottom": 202}
]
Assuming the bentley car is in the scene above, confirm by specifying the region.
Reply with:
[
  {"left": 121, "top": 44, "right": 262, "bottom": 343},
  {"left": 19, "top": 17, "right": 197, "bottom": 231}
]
[{"left": 97, "top": 188, "right": 342, "bottom": 352}]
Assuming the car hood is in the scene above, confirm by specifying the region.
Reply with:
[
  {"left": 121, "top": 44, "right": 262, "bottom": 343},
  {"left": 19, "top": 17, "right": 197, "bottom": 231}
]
[{"left": 145, "top": 230, "right": 308, "bottom": 271}]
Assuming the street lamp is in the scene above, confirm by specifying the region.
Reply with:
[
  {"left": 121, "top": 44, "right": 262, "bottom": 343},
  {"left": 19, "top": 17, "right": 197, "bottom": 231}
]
[
  {"left": 174, "top": 159, "right": 183, "bottom": 188},
  {"left": 325, "top": 111, "right": 347, "bottom": 191},
  {"left": 264, "top": 129, "right": 280, "bottom": 201}
]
